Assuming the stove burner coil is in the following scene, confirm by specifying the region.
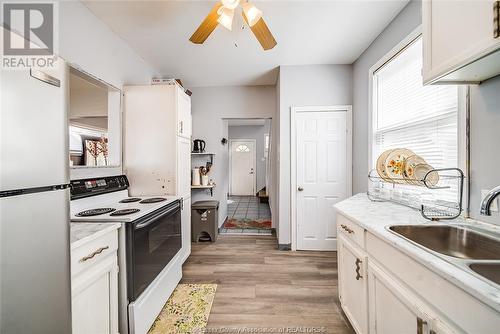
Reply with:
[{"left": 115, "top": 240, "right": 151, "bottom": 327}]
[
  {"left": 76, "top": 208, "right": 116, "bottom": 217},
  {"left": 140, "top": 197, "right": 167, "bottom": 204},
  {"left": 110, "top": 209, "right": 140, "bottom": 216},
  {"left": 119, "top": 198, "right": 142, "bottom": 203}
]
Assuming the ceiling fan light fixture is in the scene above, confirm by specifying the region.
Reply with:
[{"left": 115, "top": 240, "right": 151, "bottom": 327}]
[
  {"left": 217, "top": 7, "right": 234, "bottom": 31},
  {"left": 242, "top": 2, "right": 262, "bottom": 27}
]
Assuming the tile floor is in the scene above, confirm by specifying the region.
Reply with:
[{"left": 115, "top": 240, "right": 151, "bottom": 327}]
[
  {"left": 221, "top": 196, "right": 272, "bottom": 235},
  {"left": 227, "top": 196, "right": 271, "bottom": 220}
]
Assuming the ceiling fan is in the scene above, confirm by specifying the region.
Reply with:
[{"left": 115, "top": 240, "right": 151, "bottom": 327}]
[{"left": 189, "top": 0, "right": 277, "bottom": 50}]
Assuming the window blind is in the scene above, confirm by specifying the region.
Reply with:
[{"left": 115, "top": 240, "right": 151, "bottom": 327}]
[
  {"left": 372, "top": 37, "right": 459, "bottom": 170},
  {"left": 372, "top": 37, "right": 460, "bottom": 203}
]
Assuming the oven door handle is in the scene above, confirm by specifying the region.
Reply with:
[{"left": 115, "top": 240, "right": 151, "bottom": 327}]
[{"left": 134, "top": 202, "right": 180, "bottom": 230}]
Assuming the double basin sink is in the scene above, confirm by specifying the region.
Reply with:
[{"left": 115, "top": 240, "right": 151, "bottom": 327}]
[{"left": 389, "top": 224, "right": 500, "bottom": 286}]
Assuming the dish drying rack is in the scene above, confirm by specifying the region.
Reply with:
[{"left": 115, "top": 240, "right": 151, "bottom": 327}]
[{"left": 367, "top": 168, "right": 465, "bottom": 221}]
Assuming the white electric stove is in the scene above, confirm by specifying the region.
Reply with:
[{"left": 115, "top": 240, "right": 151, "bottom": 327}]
[{"left": 70, "top": 175, "right": 184, "bottom": 334}]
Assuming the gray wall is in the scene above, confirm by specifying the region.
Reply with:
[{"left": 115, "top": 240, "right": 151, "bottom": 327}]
[
  {"left": 278, "top": 64, "right": 353, "bottom": 244},
  {"left": 352, "top": 0, "right": 500, "bottom": 225},
  {"left": 190, "top": 86, "right": 277, "bottom": 227},
  {"left": 352, "top": 0, "right": 422, "bottom": 194},
  {"left": 228, "top": 122, "right": 271, "bottom": 193},
  {"left": 469, "top": 76, "right": 500, "bottom": 225}
]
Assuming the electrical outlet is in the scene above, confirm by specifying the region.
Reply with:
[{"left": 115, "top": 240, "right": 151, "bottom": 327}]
[{"left": 482, "top": 189, "right": 499, "bottom": 212}]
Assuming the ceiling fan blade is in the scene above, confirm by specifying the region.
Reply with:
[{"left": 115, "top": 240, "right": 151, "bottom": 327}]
[
  {"left": 189, "top": 3, "right": 223, "bottom": 44},
  {"left": 242, "top": 14, "right": 277, "bottom": 50}
]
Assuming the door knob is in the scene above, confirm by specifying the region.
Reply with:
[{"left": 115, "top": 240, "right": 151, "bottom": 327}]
[{"left": 298, "top": 186, "right": 304, "bottom": 191}]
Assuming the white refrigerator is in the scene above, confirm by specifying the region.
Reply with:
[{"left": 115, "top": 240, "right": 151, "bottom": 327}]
[{"left": 0, "top": 61, "right": 72, "bottom": 333}]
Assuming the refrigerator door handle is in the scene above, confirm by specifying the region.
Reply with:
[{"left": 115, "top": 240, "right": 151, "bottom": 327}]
[{"left": 30, "top": 69, "right": 61, "bottom": 87}]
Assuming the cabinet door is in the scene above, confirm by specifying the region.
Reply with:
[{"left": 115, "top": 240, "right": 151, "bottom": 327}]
[
  {"left": 177, "top": 88, "right": 192, "bottom": 138},
  {"left": 177, "top": 137, "right": 191, "bottom": 198},
  {"left": 72, "top": 257, "right": 119, "bottom": 334},
  {"left": 368, "top": 261, "right": 434, "bottom": 334},
  {"left": 338, "top": 235, "right": 368, "bottom": 334},
  {"left": 181, "top": 197, "right": 192, "bottom": 263},
  {"left": 423, "top": 0, "right": 500, "bottom": 83}
]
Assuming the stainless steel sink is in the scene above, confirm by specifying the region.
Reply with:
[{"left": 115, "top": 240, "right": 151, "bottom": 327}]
[
  {"left": 389, "top": 225, "right": 500, "bottom": 260},
  {"left": 469, "top": 263, "right": 500, "bottom": 285}
]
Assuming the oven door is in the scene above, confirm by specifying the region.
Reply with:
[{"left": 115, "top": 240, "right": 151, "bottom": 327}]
[{"left": 127, "top": 200, "right": 181, "bottom": 301}]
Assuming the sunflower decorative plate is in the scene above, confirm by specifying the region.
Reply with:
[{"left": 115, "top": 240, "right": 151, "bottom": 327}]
[
  {"left": 376, "top": 149, "right": 395, "bottom": 182},
  {"left": 384, "top": 148, "right": 415, "bottom": 183}
]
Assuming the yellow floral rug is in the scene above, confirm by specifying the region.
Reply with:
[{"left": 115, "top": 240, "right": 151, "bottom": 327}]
[{"left": 148, "top": 284, "right": 217, "bottom": 334}]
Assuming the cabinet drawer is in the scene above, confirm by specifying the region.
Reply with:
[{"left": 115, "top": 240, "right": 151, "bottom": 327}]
[
  {"left": 71, "top": 229, "right": 118, "bottom": 277},
  {"left": 337, "top": 214, "right": 365, "bottom": 249}
]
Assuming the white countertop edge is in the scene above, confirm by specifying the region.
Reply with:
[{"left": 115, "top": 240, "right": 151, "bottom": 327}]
[
  {"left": 334, "top": 193, "right": 500, "bottom": 313},
  {"left": 70, "top": 223, "right": 122, "bottom": 250}
]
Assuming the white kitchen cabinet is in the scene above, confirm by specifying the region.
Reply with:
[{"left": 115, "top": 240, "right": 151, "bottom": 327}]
[
  {"left": 71, "top": 228, "right": 119, "bottom": 334},
  {"left": 124, "top": 83, "right": 192, "bottom": 197},
  {"left": 368, "top": 261, "right": 439, "bottom": 334},
  {"left": 181, "top": 197, "right": 192, "bottom": 263},
  {"left": 338, "top": 234, "right": 368, "bottom": 334},
  {"left": 336, "top": 210, "right": 500, "bottom": 334},
  {"left": 423, "top": 0, "right": 500, "bottom": 84},
  {"left": 177, "top": 136, "right": 192, "bottom": 198},
  {"left": 176, "top": 87, "right": 192, "bottom": 139}
]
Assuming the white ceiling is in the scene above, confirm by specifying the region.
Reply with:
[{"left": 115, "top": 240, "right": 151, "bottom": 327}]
[{"left": 83, "top": 0, "right": 408, "bottom": 87}]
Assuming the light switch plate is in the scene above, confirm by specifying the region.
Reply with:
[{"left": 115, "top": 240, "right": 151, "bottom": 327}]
[{"left": 482, "top": 189, "right": 499, "bottom": 212}]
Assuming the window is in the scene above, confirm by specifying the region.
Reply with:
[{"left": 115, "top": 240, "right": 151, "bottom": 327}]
[
  {"left": 372, "top": 36, "right": 462, "bottom": 171},
  {"left": 371, "top": 36, "right": 464, "bottom": 203},
  {"left": 235, "top": 144, "right": 250, "bottom": 152}
]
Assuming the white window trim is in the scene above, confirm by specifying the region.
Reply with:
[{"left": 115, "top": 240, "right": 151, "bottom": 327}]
[{"left": 367, "top": 26, "right": 468, "bottom": 212}]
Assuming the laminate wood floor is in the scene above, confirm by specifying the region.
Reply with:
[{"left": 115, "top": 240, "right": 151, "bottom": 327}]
[{"left": 181, "top": 235, "right": 355, "bottom": 334}]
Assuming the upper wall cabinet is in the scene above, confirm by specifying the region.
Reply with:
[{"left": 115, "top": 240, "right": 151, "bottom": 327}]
[{"left": 423, "top": 0, "right": 500, "bottom": 84}]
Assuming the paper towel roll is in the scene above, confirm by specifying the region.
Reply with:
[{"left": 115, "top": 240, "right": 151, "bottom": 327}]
[{"left": 192, "top": 168, "right": 201, "bottom": 186}]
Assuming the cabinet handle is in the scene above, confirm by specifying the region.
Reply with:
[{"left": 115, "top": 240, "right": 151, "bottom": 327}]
[
  {"left": 79, "top": 246, "right": 109, "bottom": 263},
  {"left": 340, "top": 224, "right": 354, "bottom": 234},
  {"left": 355, "top": 258, "right": 362, "bottom": 280},
  {"left": 495, "top": 1, "right": 500, "bottom": 38},
  {"left": 179, "top": 121, "right": 184, "bottom": 134},
  {"left": 417, "top": 317, "right": 427, "bottom": 334}
]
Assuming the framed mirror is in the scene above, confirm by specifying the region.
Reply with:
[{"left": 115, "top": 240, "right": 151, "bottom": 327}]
[{"left": 68, "top": 67, "right": 121, "bottom": 168}]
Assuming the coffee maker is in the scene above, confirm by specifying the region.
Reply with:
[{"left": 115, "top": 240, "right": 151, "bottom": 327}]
[{"left": 192, "top": 139, "right": 206, "bottom": 153}]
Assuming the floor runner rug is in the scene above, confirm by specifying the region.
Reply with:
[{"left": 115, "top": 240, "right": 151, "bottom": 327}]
[
  {"left": 148, "top": 284, "right": 217, "bottom": 334},
  {"left": 223, "top": 218, "right": 272, "bottom": 229}
]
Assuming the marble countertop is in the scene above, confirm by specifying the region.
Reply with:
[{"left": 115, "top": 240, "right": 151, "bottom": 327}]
[
  {"left": 70, "top": 223, "right": 121, "bottom": 250},
  {"left": 334, "top": 193, "right": 500, "bottom": 313}
]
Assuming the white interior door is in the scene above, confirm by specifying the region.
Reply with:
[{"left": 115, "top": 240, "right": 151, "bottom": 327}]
[
  {"left": 230, "top": 140, "right": 256, "bottom": 196},
  {"left": 294, "top": 109, "right": 351, "bottom": 251}
]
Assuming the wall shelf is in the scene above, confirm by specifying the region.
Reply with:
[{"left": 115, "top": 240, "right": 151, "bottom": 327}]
[
  {"left": 191, "top": 152, "right": 214, "bottom": 164},
  {"left": 191, "top": 185, "right": 214, "bottom": 196}
]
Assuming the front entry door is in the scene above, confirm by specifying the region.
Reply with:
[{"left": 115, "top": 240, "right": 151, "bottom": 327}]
[
  {"left": 230, "top": 140, "right": 256, "bottom": 196},
  {"left": 295, "top": 110, "right": 350, "bottom": 250}
]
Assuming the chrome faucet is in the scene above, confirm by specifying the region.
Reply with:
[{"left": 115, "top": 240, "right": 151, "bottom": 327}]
[{"left": 480, "top": 185, "right": 500, "bottom": 215}]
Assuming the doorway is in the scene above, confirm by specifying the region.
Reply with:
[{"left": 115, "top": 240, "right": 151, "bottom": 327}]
[
  {"left": 221, "top": 118, "right": 273, "bottom": 235},
  {"left": 291, "top": 106, "right": 352, "bottom": 251}
]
